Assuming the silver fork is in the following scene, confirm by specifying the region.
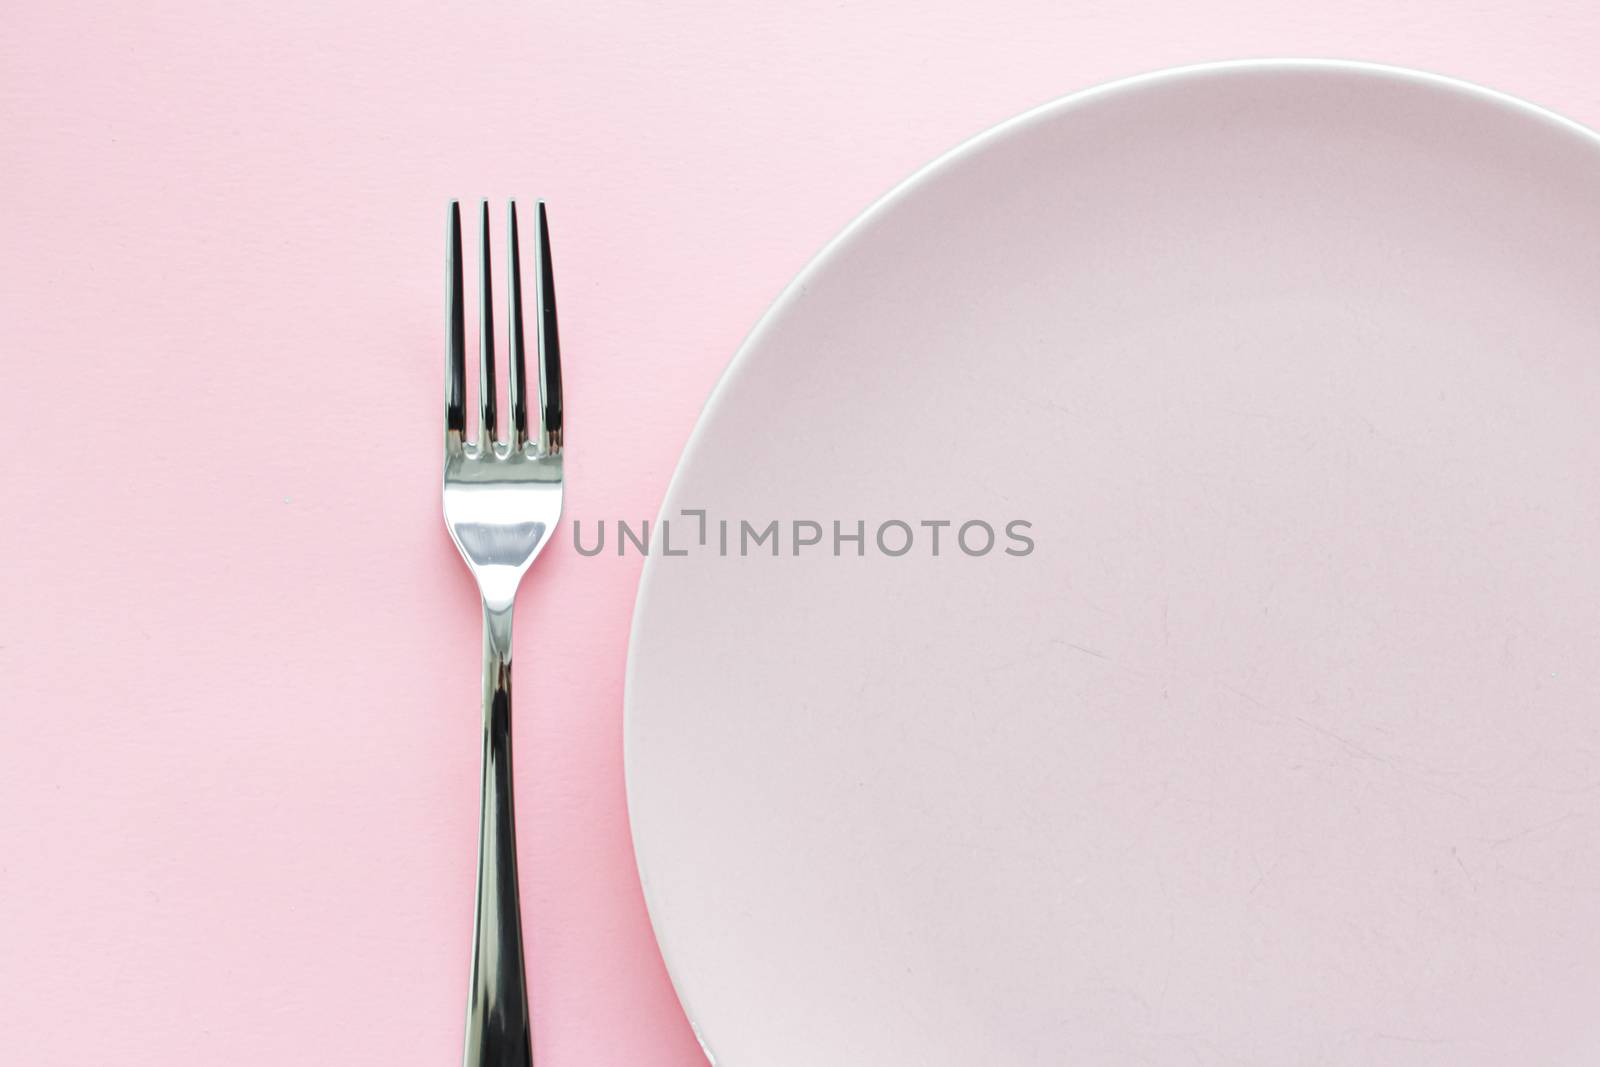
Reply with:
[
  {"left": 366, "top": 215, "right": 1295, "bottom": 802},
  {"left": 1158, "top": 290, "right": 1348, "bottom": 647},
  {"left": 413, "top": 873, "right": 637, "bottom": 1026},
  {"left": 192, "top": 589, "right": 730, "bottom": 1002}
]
[{"left": 442, "top": 199, "right": 564, "bottom": 1067}]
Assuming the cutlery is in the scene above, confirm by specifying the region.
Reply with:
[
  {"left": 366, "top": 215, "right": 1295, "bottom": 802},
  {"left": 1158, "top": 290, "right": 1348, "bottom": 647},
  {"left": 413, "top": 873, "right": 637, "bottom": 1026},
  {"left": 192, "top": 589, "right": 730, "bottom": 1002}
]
[{"left": 442, "top": 199, "right": 564, "bottom": 1067}]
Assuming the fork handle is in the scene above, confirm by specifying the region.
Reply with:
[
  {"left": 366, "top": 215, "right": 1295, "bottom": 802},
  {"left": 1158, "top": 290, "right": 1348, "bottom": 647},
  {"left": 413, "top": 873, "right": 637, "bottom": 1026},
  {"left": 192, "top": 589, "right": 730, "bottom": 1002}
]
[{"left": 463, "top": 601, "right": 533, "bottom": 1067}]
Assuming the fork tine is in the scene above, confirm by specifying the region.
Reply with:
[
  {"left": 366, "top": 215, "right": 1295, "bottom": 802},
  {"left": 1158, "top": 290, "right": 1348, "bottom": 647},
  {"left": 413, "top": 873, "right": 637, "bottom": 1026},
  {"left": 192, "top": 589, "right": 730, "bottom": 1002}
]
[
  {"left": 533, "top": 201, "right": 563, "bottom": 455},
  {"left": 478, "top": 201, "right": 499, "bottom": 446},
  {"left": 506, "top": 202, "right": 530, "bottom": 450},
  {"left": 445, "top": 201, "right": 467, "bottom": 444}
]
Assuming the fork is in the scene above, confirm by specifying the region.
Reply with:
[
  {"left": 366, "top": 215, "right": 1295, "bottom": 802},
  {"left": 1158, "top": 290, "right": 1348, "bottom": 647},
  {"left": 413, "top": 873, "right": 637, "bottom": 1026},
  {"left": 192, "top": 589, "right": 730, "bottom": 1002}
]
[{"left": 442, "top": 199, "right": 564, "bottom": 1067}]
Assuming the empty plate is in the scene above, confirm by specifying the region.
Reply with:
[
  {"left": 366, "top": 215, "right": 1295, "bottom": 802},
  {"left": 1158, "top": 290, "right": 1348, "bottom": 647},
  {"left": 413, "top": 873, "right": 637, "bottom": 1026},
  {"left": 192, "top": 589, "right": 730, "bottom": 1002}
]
[{"left": 626, "top": 61, "right": 1600, "bottom": 1064}]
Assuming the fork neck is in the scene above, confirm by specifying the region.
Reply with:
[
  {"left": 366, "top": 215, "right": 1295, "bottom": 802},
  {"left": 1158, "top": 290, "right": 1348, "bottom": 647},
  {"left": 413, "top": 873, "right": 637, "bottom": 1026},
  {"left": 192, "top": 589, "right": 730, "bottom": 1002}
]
[{"left": 482, "top": 598, "right": 515, "bottom": 665}]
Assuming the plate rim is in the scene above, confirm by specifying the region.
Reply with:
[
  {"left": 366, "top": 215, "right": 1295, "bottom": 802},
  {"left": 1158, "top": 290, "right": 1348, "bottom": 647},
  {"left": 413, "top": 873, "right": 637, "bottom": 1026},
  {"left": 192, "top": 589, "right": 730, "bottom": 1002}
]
[{"left": 620, "top": 57, "right": 1600, "bottom": 1061}]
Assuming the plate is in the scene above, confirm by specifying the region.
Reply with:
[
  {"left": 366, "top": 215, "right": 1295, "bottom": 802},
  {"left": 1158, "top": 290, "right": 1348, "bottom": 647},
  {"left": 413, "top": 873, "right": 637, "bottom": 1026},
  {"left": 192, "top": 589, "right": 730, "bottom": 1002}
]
[{"left": 625, "top": 61, "right": 1600, "bottom": 1064}]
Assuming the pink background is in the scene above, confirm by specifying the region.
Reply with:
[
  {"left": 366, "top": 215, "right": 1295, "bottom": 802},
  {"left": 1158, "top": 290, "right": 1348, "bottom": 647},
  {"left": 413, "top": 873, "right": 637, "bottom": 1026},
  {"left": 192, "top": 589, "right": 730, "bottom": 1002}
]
[{"left": 3, "top": 3, "right": 1600, "bottom": 1065}]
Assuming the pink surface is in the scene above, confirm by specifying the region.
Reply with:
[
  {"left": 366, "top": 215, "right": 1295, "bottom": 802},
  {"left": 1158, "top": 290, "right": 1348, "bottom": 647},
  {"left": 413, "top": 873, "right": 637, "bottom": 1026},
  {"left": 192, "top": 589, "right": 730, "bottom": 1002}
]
[{"left": 3, "top": 4, "right": 1600, "bottom": 1065}]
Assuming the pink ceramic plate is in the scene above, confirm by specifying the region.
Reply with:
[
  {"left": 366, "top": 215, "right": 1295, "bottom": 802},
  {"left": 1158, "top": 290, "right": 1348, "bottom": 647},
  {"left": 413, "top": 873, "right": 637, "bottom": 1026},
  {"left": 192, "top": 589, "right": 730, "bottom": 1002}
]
[{"left": 626, "top": 61, "right": 1600, "bottom": 1065}]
